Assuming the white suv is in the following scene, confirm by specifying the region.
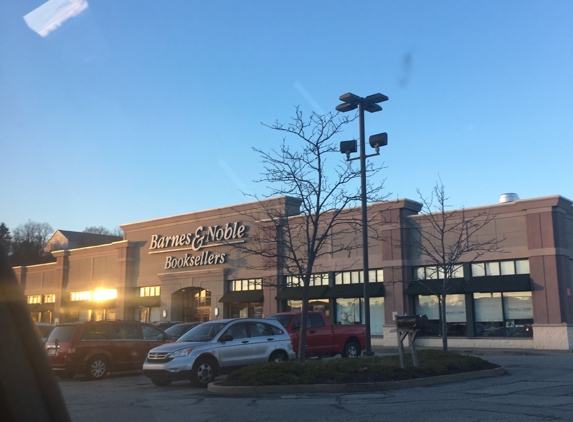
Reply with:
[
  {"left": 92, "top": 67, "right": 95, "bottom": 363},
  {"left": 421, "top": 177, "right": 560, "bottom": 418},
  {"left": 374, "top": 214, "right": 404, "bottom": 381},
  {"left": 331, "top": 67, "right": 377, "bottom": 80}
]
[{"left": 142, "top": 318, "right": 295, "bottom": 387}]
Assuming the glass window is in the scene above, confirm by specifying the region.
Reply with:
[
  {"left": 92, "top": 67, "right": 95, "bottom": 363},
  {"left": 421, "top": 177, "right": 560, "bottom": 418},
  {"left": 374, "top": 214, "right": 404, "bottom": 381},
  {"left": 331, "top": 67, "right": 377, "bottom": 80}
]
[
  {"left": 415, "top": 294, "right": 466, "bottom": 337},
  {"left": 426, "top": 266, "right": 438, "bottom": 279},
  {"left": 515, "top": 259, "right": 530, "bottom": 274},
  {"left": 43, "top": 294, "right": 56, "bottom": 303},
  {"left": 486, "top": 262, "right": 500, "bottom": 276},
  {"left": 336, "top": 298, "right": 359, "bottom": 325},
  {"left": 452, "top": 265, "right": 464, "bottom": 278},
  {"left": 500, "top": 261, "right": 515, "bottom": 275},
  {"left": 142, "top": 325, "right": 164, "bottom": 340},
  {"left": 309, "top": 313, "right": 325, "bottom": 328},
  {"left": 472, "top": 263, "right": 486, "bottom": 277},
  {"left": 366, "top": 297, "right": 385, "bottom": 336},
  {"left": 413, "top": 267, "right": 424, "bottom": 281},
  {"left": 371, "top": 269, "right": 384, "bottom": 282}
]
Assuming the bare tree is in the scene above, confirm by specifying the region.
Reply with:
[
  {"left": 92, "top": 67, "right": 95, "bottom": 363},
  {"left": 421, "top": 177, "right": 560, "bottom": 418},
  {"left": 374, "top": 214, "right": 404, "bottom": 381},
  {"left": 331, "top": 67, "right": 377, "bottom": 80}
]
[
  {"left": 405, "top": 180, "right": 503, "bottom": 351},
  {"left": 10, "top": 220, "right": 54, "bottom": 266},
  {"left": 237, "top": 107, "right": 387, "bottom": 362},
  {"left": 83, "top": 226, "right": 123, "bottom": 237}
]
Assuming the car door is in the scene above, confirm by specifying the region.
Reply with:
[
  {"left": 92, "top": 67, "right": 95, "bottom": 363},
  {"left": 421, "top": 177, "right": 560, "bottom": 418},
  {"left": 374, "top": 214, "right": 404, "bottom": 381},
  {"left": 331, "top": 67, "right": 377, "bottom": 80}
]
[
  {"left": 216, "top": 322, "right": 253, "bottom": 370},
  {"left": 111, "top": 322, "right": 142, "bottom": 371},
  {"left": 245, "top": 321, "right": 278, "bottom": 363},
  {"left": 307, "top": 314, "right": 333, "bottom": 356}
]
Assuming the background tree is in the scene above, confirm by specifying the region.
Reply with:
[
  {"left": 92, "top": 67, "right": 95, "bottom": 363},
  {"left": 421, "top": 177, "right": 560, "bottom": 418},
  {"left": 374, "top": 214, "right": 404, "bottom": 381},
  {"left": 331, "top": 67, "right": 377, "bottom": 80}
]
[
  {"left": 10, "top": 220, "right": 54, "bottom": 266},
  {"left": 83, "top": 226, "right": 123, "bottom": 237},
  {"left": 238, "top": 107, "right": 387, "bottom": 362},
  {"left": 0, "top": 223, "right": 12, "bottom": 255},
  {"left": 405, "top": 180, "right": 503, "bottom": 351}
]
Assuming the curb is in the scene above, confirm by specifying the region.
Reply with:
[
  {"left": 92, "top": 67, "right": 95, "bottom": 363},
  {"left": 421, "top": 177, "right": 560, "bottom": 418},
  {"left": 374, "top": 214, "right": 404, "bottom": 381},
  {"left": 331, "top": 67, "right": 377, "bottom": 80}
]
[{"left": 207, "top": 366, "right": 506, "bottom": 395}]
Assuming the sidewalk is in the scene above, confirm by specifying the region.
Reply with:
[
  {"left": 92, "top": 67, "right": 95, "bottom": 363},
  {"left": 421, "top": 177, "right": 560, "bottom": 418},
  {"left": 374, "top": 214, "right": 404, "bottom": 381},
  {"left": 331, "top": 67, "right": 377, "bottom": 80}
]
[{"left": 371, "top": 345, "right": 573, "bottom": 356}]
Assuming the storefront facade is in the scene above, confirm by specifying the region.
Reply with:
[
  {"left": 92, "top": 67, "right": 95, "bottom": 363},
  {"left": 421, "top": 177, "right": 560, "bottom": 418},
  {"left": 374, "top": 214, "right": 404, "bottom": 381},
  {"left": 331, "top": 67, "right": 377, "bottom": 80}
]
[{"left": 14, "top": 194, "right": 573, "bottom": 351}]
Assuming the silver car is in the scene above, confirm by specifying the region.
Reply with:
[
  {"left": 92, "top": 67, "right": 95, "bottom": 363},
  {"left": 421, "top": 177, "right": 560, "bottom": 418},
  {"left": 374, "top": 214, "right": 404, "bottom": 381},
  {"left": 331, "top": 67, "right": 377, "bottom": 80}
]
[{"left": 142, "top": 318, "right": 296, "bottom": 387}]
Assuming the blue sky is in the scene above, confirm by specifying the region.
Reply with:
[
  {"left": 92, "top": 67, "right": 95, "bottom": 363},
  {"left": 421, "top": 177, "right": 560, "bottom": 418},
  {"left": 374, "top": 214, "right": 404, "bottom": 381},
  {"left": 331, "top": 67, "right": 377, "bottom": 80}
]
[{"left": 1, "top": 1, "right": 572, "bottom": 234}]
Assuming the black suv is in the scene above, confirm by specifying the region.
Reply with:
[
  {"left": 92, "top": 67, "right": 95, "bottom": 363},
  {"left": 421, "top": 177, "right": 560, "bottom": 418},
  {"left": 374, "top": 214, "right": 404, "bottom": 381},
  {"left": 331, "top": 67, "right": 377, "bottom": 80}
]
[{"left": 45, "top": 321, "right": 171, "bottom": 380}]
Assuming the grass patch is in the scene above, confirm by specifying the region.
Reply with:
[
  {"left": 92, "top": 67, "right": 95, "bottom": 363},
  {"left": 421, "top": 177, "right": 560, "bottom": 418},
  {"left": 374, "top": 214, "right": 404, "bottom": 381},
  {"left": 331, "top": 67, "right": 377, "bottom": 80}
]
[{"left": 221, "top": 350, "right": 500, "bottom": 386}]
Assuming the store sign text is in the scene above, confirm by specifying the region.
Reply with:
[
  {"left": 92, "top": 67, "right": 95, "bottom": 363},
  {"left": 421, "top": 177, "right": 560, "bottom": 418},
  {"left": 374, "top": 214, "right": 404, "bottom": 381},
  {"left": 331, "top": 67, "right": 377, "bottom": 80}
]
[{"left": 148, "top": 221, "right": 247, "bottom": 270}]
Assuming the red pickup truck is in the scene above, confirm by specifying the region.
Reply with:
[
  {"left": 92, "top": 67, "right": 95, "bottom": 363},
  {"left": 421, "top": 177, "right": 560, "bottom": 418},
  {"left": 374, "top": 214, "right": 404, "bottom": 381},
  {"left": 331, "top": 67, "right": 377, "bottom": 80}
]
[{"left": 266, "top": 311, "right": 366, "bottom": 358}]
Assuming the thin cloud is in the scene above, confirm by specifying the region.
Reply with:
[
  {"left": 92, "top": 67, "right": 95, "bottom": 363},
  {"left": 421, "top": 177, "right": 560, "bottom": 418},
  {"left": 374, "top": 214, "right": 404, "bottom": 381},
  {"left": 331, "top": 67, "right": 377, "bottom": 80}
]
[{"left": 24, "top": 0, "right": 89, "bottom": 38}]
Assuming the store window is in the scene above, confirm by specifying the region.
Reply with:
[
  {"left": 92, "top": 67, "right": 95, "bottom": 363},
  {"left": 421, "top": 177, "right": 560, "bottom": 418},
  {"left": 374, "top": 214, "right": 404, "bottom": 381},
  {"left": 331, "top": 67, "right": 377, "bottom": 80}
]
[
  {"left": 472, "top": 259, "right": 529, "bottom": 277},
  {"left": 333, "top": 297, "right": 385, "bottom": 335},
  {"left": 227, "top": 279, "right": 263, "bottom": 319},
  {"left": 140, "top": 286, "right": 161, "bottom": 297},
  {"left": 474, "top": 292, "right": 533, "bottom": 337},
  {"left": 287, "top": 273, "right": 328, "bottom": 286},
  {"left": 415, "top": 294, "right": 467, "bottom": 336},
  {"left": 332, "top": 269, "right": 384, "bottom": 335},
  {"left": 412, "top": 265, "right": 463, "bottom": 280},
  {"left": 230, "top": 279, "right": 262, "bottom": 291},
  {"left": 334, "top": 269, "right": 384, "bottom": 284},
  {"left": 286, "top": 299, "right": 329, "bottom": 315}
]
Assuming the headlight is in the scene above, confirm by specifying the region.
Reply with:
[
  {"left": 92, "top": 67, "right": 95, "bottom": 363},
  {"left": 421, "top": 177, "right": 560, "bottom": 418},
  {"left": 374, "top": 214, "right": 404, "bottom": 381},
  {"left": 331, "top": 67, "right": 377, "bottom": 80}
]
[{"left": 168, "top": 348, "right": 193, "bottom": 358}]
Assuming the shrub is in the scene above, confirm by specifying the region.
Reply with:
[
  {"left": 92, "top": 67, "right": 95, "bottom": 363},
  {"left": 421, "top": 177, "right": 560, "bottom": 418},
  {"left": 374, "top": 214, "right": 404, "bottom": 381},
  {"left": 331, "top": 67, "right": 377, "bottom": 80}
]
[{"left": 222, "top": 350, "right": 499, "bottom": 387}]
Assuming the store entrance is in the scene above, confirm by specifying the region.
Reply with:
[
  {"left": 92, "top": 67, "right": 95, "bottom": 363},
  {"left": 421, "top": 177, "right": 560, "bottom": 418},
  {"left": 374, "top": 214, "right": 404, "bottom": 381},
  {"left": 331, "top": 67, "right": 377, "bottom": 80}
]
[{"left": 172, "top": 287, "right": 212, "bottom": 322}]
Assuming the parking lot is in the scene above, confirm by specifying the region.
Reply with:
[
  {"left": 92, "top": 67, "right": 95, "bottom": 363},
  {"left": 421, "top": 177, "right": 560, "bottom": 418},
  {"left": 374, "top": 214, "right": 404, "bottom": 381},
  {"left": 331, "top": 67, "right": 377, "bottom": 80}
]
[{"left": 57, "top": 353, "right": 573, "bottom": 422}]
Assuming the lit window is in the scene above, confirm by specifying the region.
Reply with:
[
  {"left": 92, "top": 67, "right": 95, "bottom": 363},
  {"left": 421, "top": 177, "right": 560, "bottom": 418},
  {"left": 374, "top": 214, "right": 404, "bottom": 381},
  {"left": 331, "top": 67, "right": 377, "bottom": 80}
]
[
  {"left": 71, "top": 291, "right": 91, "bottom": 301},
  {"left": 229, "top": 278, "right": 263, "bottom": 291},
  {"left": 27, "top": 295, "right": 41, "bottom": 304},
  {"left": 140, "top": 286, "right": 161, "bottom": 297},
  {"left": 43, "top": 294, "right": 56, "bottom": 303},
  {"left": 93, "top": 289, "right": 117, "bottom": 301}
]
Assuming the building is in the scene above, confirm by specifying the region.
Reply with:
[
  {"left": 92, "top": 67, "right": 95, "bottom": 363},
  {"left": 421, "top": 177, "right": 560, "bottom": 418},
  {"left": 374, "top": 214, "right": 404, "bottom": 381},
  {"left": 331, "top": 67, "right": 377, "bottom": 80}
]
[{"left": 14, "top": 194, "right": 573, "bottom": 351}]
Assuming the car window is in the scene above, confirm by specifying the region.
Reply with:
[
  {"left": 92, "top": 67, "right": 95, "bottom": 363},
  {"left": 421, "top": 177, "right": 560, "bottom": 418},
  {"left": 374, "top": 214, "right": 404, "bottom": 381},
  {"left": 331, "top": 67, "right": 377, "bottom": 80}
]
[
  {"left": 178, "top": 322, "right": 227, "bottom": 342},
  {"left": 142, "top": 325, "right": 165, "bottom": 340},
  {"left": 118, "top": 323, "right": 142, "bottom": 340},
  {"left": 47, "top": 326, "right": 76, "bottom": 342},
  {"left": 223, "top": 322, "right": 247, "bottom": 340},
  {"left": 265, "top": 314, "right": 294, "bottom": 328},
  {"left": 249, "top": 322, "right": 284, "bottom": 336},
  {"left": 81, "top": 324, "right": 109, "bottom": 340},
  {"left": 309, "top": 314, "right": 325, "bottom": 328}
]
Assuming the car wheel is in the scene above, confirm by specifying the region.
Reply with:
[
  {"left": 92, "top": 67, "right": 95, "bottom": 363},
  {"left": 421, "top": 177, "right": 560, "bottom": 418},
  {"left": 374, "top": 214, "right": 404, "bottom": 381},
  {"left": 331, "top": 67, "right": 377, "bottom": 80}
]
[
  {"left": 56, "top": 370, "right": 75, "bottom": 379},
  {"left": 342, "top": 340, "right": 360, "bottom": 358},
  {"left": 191, "top": 358, "right": 217, "bottom": 388},
  {"left": 151, "top": 378, "right": 172, "bottom": 387},
  {"left": 85, "top": 356, "right": 109, "bottom": 380},
  {"left": 269, "top": 351, "right": 288, "bottom": 363}
]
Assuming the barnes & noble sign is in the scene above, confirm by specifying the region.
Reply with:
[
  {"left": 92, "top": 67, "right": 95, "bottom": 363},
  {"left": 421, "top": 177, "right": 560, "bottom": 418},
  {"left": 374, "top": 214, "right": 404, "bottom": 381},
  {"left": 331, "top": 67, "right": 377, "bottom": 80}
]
[{"left": 148, "top": 222, "right": 247, "bottom": 269}]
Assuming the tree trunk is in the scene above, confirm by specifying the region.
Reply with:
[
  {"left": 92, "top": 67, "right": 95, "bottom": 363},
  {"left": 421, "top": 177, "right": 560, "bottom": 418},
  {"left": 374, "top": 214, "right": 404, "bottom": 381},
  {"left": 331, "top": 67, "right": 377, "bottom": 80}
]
[
  {"left": 297, "top": 285, "right": 310, "bottom": 363},
  {"left": 440, "top": 295, "right": 448, "bottom": 352}
]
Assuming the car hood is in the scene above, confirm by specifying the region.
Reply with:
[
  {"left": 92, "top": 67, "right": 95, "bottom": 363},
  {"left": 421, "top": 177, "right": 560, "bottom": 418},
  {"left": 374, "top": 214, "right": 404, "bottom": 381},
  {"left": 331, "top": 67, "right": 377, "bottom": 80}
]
[{"left": 149, "top": 341, "right": 211, "bottom": 353}]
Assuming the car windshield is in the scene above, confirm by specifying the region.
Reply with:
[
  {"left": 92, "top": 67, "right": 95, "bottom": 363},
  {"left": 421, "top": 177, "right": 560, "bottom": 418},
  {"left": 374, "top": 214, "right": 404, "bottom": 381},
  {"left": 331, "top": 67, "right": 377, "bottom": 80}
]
[
  {"left": 165, "top": 324, "right": 196, "bottom": 338},
  {"left": 177, "top": 322, "right": 227, "bottom": 342},
  {"left": 265, "top": 315, "right": 294, "bottom": 328}
]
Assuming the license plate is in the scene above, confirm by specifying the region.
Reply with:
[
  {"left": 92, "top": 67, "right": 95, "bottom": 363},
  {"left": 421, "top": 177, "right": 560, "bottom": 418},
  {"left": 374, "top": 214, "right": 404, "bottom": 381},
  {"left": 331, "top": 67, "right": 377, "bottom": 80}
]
[
  {"left": 48, "top": 349, "right": 57, "bottom": 355},
  {"left": 143, "top": 364, "right": 165, "bottom": 370}
]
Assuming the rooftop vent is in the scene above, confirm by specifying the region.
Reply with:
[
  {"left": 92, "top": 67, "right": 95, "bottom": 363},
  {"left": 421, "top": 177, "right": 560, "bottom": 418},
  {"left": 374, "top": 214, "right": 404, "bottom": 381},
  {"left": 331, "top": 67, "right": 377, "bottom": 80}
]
[{"left": 499, "top": 193, "right": 519, "bottom": 204}]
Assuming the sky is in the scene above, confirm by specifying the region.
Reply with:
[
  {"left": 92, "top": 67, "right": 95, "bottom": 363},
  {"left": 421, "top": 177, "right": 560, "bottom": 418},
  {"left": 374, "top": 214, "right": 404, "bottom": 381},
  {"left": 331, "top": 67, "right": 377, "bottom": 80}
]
[{"left": 1, "top": 1, "right": 572, "bottom": 235}]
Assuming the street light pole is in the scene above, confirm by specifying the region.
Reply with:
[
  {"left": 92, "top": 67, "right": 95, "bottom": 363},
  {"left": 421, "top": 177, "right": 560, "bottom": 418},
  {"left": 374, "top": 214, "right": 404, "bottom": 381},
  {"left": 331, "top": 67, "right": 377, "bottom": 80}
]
[{"left": 337, "top": 92, "right": 388, "bottom": 356}]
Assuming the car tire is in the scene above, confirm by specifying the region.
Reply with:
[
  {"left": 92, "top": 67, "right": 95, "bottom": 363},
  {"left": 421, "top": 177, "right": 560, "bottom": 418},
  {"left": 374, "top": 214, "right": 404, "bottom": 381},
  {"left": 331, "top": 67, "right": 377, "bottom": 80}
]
[
  {"left": 191, "top": 358, "right": 217, "bottom": 388},
  {"left": 151, "top": 378, "right": 172, "bottom": 387},
  {"left": 342, "top": 340, "right": 360, "bottom": 358},
  {"left": 85, "top": 356, "right": 109, "bottom": 380},
  {"left": 269, "top": 351, "right": 288, "bottom": 363},
  {"left": 56, "top": 370, "right": 75, "bottom": 379}
]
